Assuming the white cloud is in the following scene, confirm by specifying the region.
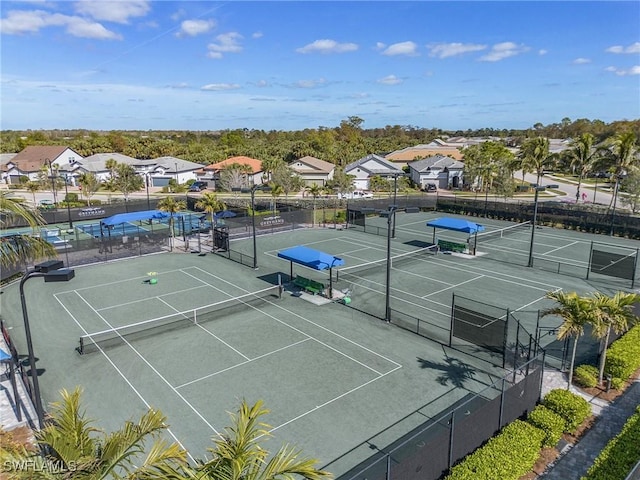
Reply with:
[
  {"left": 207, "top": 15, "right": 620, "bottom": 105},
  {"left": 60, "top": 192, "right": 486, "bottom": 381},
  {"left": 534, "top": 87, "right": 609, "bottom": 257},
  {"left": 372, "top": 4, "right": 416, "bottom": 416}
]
[
  {"left": 296, "top": 39, "right": 358, "bottom": 54},
  {"left": 207, "top": 32, "right": 243, "bottom": 59},
  {"left": 0, "top": 9, "right": 121, "bottom": 39},
  {"left": 176, "top": 19, "right": 215, "bottom": 37},
  {"left": 606, "top": 42, "right": 640, "bottom": 54},
  {"left": 573, "top": 58, "right": 591, "bottom": 65},
  {"left": 252, "top": 31, "right": 263, "bottom": 39},
  {"left": 479, "top": 42, "right": 529, "bottom": 62},
  {"left": 293, "top": 78, "right": 327, "bottom": 88},
  {"left": 74, "top": 1, "right": 150, "bottom": 24},
  {"left": 377, "top": 75, "right": 402, "bottom": 85},
  {"left": 605, "top": 65, "right": 640, "bottom": 76},
  {"left": 375, "top": 42, "right": 386, "bottom": 50},
  {"left": 538, "top": 49, "right": 548, "bottom": 55},
  {"left": 381, "top": 41, "right": 418, "bottom": 56},
  {"left": 428, "top": 42, "right": 486, "bottom": 58},
  {"left": 201, "top": 83, "right": 241, "bottom": 91},
  {"left": 254, "top": 80, "right": 269, "bottom": 87}
]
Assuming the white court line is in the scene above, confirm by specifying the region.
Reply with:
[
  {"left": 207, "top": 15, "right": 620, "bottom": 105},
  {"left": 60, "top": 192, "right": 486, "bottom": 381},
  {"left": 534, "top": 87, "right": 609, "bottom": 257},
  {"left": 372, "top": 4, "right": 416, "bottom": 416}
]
[
  {"left": 479, "top": 242, "right": 587, "bottom": 268},
  {"left": 541, "top": 240, "right": 581, "bottom": 257},
  {"left": 269, "top": 364, "right": 402, "bottom": 434},
  {"left": 72, "top": 290, "right": 220, "bottom": 436},
  {"left": 180, "top": 267, "right": 388, "bottom": 377},
  {"left": 52, "top": 293, "right": 197, "bottom": 464},
  {"left": 155, "top": 295, "right": 251, "bottom": 361},
  {"left": 56, "top": 267, "right": 189, "bottom": 295},
  {"left": 189, "top": 266, "right": 402, "bottom": 369},
  {"left": 422, "top": 275, "right": 485, "bottom": 299},
  {"left": 176, "top": 338, "right": 312, "bottom": 389},
  {"left": 96, "top": 283, "right": 209, "bottom": 312}
]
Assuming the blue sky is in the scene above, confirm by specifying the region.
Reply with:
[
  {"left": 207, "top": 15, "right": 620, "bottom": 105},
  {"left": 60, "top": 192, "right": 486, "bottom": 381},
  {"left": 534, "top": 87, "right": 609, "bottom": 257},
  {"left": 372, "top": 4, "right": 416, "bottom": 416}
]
[{"left": 1, "top": 1, "right": 639, "bottom": 132}]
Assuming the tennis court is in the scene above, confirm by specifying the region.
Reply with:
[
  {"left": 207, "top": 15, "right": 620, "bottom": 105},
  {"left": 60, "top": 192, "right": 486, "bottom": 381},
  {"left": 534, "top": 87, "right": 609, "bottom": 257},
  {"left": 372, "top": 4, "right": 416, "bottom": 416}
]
[{"left": 2, "top": 212, "right": 638, "bottom": 476}]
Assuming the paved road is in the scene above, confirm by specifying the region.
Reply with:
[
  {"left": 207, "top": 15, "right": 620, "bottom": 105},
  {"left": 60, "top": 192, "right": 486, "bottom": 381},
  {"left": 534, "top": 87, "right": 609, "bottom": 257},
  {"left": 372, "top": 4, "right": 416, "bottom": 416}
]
[{"left": 517, "top": 171, "right": 615, "bottom": 207}]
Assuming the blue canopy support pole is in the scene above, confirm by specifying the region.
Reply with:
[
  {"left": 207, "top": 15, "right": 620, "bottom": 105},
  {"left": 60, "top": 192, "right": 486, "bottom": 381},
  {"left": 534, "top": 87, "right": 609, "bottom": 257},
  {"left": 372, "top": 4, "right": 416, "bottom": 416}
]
[
  {"left": 329, "top": 268, "right": 333, "bottom": 299},
  {"left": 290, "top": 261, "right": 293, "bottom": 282}
]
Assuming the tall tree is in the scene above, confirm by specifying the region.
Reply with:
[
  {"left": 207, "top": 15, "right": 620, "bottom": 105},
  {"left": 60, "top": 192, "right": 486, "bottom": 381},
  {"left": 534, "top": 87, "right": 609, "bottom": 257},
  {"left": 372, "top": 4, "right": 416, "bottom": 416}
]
[
  {"left": 190, "top": 400, "right": 331, "bottom": 480},
  {"left": 305, "top": 183, "right": 323, "bottom": 226},
  {"left": 603, "top": 131, "right": 639, "bottom": 211},
  {"left": 0, "top": 387, "right": 187, "bottom": 479},
  {"left": 158, "top": 196, "right": 187, "bottom": 250},
  {"left": 542, "top": 290, "right": 594, "bottom": 389},
  {"left": 113, "top": 163, "right": 144, "bottom": 202},
  {"left": 78, "top": 172, "right": 101, "bottom": 206},
  {"left": 25, "top": 181, "right": 40, "bottom": 207},
  {"left": 0, "top": 192, "right": 57, "bottom": 268},
  {"left": 519, "top": 137, "right": 557, "bottom": 186},
  {"left": 564, "top": 133, "right": 600, "bottom": 202},
  {"left": 195, "top": 192, "right": 226, "bottom": 242},
  {"left": 590, "top": 291, "right": 640, "bottom": 384},
  {"left": 271, "top": 165, "right": 302, "bottom": 199}
]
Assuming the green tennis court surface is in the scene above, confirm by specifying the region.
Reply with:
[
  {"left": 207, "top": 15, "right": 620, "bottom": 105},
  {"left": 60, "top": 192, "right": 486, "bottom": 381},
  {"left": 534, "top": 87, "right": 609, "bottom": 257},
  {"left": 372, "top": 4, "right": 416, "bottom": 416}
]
[{"left": 1, "top": 213, "right": 638, "bottom": 475}]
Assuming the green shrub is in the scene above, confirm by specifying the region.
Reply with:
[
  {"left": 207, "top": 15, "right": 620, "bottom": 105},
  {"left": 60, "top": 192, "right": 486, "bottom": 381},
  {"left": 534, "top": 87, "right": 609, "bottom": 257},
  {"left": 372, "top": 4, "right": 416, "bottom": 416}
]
[
  {"left": 527, "top": 405, "right": 566, "bottom": 447},
  {"left": 611, "top": 377, "right": 625, "bottom": 391},
  {"left": 445, "top": 420, "right": 545, "bottom": 480},
  {"left": 583, "top": 406, "right": 640, "bottom": 480},
  {"left": 574, "top": 365, "right": 599, "bottom": 388},
  {"left": 605, "top": 325, "right": 640, "bottom": 380},
  {"left": 64, "top": 192, "right": 79, "bottom": 202},
  {"left": 543, "top": 389, "right": 591, "bottom": 432}
]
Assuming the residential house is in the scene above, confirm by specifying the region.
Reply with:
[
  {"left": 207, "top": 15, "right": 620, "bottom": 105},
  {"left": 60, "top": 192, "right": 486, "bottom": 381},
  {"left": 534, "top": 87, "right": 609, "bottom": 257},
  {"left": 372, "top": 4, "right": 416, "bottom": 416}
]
[
  {"left": 0, "top": 153, "right": 17, "bottom": 184},
  {"left": 196, "top": 156, "right": 264, "bottom": 190},
  {"left": 407, "top": 155, "right": 464, "bottom": 190},
  {"left": 386, "top": 141, "right": 465, "bottom": 163},
  {"left": 3, "top": 145, "right": 82, "bottom": 184},
  {"left": 289, "top": 156, "right": 335, "bottom": 187},
  {"left": 344, "top": 154, "right": 404, "bottom": 191}
]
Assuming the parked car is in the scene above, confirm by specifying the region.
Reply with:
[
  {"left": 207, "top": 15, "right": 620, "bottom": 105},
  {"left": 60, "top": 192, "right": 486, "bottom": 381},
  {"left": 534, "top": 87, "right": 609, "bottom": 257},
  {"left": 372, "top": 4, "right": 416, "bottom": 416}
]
[
  {"left": 38, "top": 199, "right": 55, "bottom": 210},
  {"left": 423, "top": 183, "right": 437, "bottom": 192},
  {"left": 338, "top": 190, "right": 374, "bottom": 199},
  {"left": 189, "top": 181, "right": 208, "bottom": 192}
]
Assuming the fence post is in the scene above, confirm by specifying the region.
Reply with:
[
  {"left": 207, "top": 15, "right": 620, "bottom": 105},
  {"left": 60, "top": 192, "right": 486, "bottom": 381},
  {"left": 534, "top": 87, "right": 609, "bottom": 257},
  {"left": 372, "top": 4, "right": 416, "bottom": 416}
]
[
  {"left": 386, "top": 453, "right": 391, "bottom": 480},
  {"left": 449, "top": 293, "right": 455, "bottom": 347},
  {"left": 448, "top": 410, "right": 455, "bottom": 470},
  {"left": 499, "top": 377, "right": 507, "bottom": 429}
]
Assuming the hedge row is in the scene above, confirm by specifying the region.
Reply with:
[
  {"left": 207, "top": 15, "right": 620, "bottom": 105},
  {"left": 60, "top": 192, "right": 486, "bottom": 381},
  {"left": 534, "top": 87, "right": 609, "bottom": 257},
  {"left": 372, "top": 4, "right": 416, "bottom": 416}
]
[
  {"left": 445, "top": 420, "right": 545, "bottom": 480},
  {"left": 443, "top": 388, "right": 592, "bottom": 480},
  {"left": 583, "top": 406, "right": 640, "bottom": 480},
  {"left": 605, "top": 324, "right": 640, "bottom": 381}
]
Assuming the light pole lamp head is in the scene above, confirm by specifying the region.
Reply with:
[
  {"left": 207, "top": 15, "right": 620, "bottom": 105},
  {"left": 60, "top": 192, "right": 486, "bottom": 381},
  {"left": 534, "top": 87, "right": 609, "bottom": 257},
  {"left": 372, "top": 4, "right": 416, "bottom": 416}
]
[
  {"left": 44, "top": 269, "right": 75, "bottom": 282},
  {"left": 34, "top": 260, "right": 64, "bottom": 272}
]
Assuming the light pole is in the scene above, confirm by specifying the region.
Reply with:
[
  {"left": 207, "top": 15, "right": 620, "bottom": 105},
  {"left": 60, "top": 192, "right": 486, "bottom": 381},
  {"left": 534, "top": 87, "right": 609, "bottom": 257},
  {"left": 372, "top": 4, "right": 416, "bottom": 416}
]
[
  {"left": 20, "top": 261, "right": 75, "bottom": 429},
  {"left": 528, "top": 184, "right": 558, "bottom": 267},
  {"left": 145, "top": 172, "right": 151, "bottom": 210},
  {"left": 46, "top": 159, "right": 58, "bottom": 206},
  {"left": 63, "top": 174, "right": 73, "bottom": 229},
  {"left": 384, "top": 205, "right": 397, "bottom": 322}
]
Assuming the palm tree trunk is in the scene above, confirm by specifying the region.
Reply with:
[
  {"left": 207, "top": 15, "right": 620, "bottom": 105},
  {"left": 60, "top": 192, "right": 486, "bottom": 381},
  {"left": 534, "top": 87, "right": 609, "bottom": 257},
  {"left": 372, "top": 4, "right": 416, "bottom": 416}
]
[
  {"left": 598, "top": 328, "right": 611, "bottom": 384},
  {"left": 575, "top": 176, "right": 582, "bottom": 202},
  {"left": 567, "top": 337, "right": 579, "bottom": 389}
]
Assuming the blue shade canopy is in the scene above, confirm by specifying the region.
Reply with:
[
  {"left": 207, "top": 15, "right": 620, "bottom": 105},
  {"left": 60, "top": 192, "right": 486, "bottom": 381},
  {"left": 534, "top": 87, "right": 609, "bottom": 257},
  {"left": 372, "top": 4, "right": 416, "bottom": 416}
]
[
  {"left": 0, "top": 348, "right": 10, "bottom": 362},
  {"left": 101, "top": 210, "right": 169, "bottom": 227},
  {"left": 214, "top": 210, "right": 237, "bottom": 219},
  {"left": 278, "top": 246, "right": 345, "bottom": 270},
  {"left": 426, "top": 218, "right": 485, "bottom": 234}
]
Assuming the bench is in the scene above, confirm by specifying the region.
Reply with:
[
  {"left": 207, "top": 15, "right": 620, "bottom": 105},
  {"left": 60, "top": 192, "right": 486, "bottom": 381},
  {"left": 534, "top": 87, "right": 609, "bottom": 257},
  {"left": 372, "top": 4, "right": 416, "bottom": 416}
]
[
  {"left": 293, "top": 275, "right": 325, "bottom": 295},
  {"left": 437, "top": 239, "right": 467, "bottom": 254}
]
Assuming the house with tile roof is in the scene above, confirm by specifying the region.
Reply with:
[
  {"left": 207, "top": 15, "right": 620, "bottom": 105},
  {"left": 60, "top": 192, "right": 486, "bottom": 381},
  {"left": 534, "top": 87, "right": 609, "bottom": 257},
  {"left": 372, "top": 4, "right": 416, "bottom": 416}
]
[
  {"left": 344, "top": 154, "right": 404, "bottom": 191},
  {"left": 407, "top": 155, "right": 464, "bottom": 190},
  {"left": 196, "top": 156, "right": 264, "bottom": 190},
  {"left": 385, "top": 142, "right": 465, "bottom": 162},
  {"left": 4, "top": 145, "right": 82, "bottom": 184},
  {"left": 288, "top": 156, "right": 335, "bottom": 186}
]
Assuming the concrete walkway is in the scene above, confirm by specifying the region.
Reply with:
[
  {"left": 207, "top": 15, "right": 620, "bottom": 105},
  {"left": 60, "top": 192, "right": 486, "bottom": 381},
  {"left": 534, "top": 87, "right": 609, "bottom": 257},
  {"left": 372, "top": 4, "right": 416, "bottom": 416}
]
[{"left": 539, "top": 369, "right": 640, "bottom": 479}]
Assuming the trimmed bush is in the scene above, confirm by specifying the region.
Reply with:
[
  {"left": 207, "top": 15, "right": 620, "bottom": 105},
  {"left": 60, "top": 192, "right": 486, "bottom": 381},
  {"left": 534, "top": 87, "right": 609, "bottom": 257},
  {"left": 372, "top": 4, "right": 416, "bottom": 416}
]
[
  {"left": 611, "top": 377, "right": 625, "bottom": 391},
  {"left": 583, "top": 406, "right": 640, "bottom": 480},
  {"left": 605, "top": 325, "right": 640, "bottom": 380},
  {"left": 543, "top": 389, "right": 591, "bottom": 432},
  {"left": 445, "top": 420, "right": 545, "bottom": 480},
  {"left": 574, "top": 365, "right": 599, "bottom": 388},
  {"left": 527, "top": 405, "right": 567, "bottom": 447}
]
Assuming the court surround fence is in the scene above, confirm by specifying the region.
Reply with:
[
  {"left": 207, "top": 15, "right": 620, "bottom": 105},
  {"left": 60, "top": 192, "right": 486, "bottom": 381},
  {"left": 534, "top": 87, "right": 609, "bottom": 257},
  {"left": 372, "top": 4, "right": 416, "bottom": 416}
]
[{"left": 323, "top": 354, "right": 545, "bottom": 480}]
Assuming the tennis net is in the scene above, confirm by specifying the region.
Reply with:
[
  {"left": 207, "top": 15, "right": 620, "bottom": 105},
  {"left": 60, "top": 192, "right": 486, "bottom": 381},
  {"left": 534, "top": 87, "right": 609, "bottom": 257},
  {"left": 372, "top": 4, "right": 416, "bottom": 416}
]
[
  {"left": 77, "top": 285, "right": 281, "bottom": 354},
  {"left": 335, "top": 243, "right": 439, "bottom": 283},
  {"left": 472, "top": 221, "right": 531, "bottom": 245}
]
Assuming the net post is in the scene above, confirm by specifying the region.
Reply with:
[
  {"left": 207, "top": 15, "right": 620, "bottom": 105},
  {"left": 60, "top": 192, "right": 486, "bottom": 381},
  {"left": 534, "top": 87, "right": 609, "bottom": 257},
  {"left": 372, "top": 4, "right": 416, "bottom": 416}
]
[
  {"left": 586, "top": 240, "right": 594, "bottom": 280},
  {"left": 632, "top": 248, "right": 638, "bottom": 289},
  {"left": 278, "top": 274, "right": 283, "bottom": 299},
  {"left": 77, "top": 337, "right": 84, "bottom": 355},
  {"left": 193, "top": 308, "right": 197, "bottom": 325}
]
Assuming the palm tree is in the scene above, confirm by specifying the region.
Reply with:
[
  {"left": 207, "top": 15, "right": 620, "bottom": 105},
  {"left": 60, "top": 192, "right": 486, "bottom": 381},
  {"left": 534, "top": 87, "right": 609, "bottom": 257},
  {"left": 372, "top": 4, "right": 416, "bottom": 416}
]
[
  {"left": 0, "top": 191, "right": 57, "bottom": 268},
  {"left": 542, "top": 290, "right": 594, "bottom": 389},
  {"left": 195, "top": 192, "right": 226, "bottom": 242},
  {"left": 78, "top": 172, "right": 101, "bottom": 206},
  {"left": 305, "top": 183, "right": 323, "bottom": 227},
  {"left": 25, "top": 181, "right": 40, "bottom": 207},
  {"left": 603, "top": 131, "right": 638, "bottom": 212},
  {"left": 565, "top": 133, "right": 600, "bottom": 202},
  {"left": 590, "top": 291, "right": 640, "bottom": 384},
  {"left": 269, "top": 183, "right": 284, "bottom": 216},
  {"left": 158, "top": 196, "right": 187, "bottom": 250},
  {"left": 0, "top": 387, "right": 187, "bottom": 479},
  {"left": 519, "top": 137, "right": 557, "bottom": 186},
  {"left": 191, "top": 400, "right": 331, "bottom": 480}
]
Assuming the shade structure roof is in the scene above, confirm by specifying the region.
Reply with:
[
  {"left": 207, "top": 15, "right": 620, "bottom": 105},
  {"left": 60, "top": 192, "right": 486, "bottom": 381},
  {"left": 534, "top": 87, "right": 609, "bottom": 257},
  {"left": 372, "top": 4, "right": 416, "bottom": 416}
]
[
  {"left": 426, "top": 217, "right": 485, "bottom": 234},
  {"left": 101, "top": 210, "right": 169, "bottom": 227},
  {"left": 277, "top": 245, "right": 345, "bottom": 270}
]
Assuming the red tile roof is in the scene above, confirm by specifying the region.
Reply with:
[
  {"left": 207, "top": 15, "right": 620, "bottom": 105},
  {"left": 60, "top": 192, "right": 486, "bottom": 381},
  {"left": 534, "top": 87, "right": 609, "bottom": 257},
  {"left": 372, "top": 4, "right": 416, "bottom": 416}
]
[{"left": 203, "top": 156, "right": 263, "bottom": 174}]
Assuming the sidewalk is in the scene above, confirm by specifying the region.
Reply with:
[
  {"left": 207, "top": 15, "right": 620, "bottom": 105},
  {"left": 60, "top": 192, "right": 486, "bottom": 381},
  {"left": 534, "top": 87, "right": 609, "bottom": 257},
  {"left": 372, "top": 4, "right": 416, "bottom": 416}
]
[{"left": 539, "top": 369, "right": 640, "bottom": 479}]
